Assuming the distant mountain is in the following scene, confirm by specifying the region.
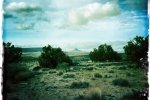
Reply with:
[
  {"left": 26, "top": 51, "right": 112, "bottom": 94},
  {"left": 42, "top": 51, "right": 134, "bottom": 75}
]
[
  {"left": 73, "top": 48, "right": 81, "bottom": 51},
  {"left": 19, "top": 41, "right": 126, "bottom": 53},
  {"left": 22, "top": 47, "right": 42, "bottom": 52}
]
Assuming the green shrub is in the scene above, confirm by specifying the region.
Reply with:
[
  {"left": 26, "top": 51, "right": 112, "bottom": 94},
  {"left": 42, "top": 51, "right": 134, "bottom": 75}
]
[
  {"left": 5, "top": 81, "right": 13, "bottom": 93},
  {"left": 124, "top": 36, "right": 148, "bottom": 63},
  {"left": 33, "top": 66, "right": 41, "bottom": 71},
  {"left": 89, "top": 44, "right": 121, "bottom": 62},
  {"left": 94, "top": 73, "right": 102, "bottom": 78},
  {"left": 112, "top": 78, "right": 130, "bottom": 87},
  {"left": 74, "top": 95, "right": 85, "bottom": 100},
  {"left": 6, "top": 64, "right": 27, "bottom": 79},
  {"left": 126, "top": 72, "right": 132, "bottom": 77},
  {"left": 57, "top": 62, "right": 69, "bottom": 71},
  {"left": 86, "top": 67, "right": 94, "bottom": 71},
  {"left": 3, "top": 42, "right": 22, "bottom": 64},
  {"left": 126, "top": 65, "right": 136, "bottom": 69},
  {"left": 70, "top": 81, "right": 89, "bottom": 88},
  {"left": 38, "top": 45, "right": 73, "bottom": 68},
  {"left": 42, "top": 68, "right": 50, "bottom": 71},
  {"left": 104, "top": 75, "right": 112, "bottom": 78},
  {"left": 10, "top": 96, "right": 19, "bottom": 100},
  {"left": 108, "top": 70, "right": 114, "bottom": 73},
  {"left": 6, "top": 63, "right": 34, "bottom": 82},
  {"left": 121, "top": 90, "right": 148, "bottom": 100},
  {"left": 14, "top": 71, "right": 33, "bottom": 81},
  {"left": 49, "top": 70, "right": 57, "bottom": 74},
  {"left": 118, "top": 66, "right": 127, "bottom": 70},
  {"left": 57, "top": 71, "right": 63, "bottom": 76},
  {"left": 63, "top": 74, "right": 75, "bottom": 78}
]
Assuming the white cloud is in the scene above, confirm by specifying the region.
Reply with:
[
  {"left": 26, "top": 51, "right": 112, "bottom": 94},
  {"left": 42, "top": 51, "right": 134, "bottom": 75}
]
[
  {"left": 16, "top": 23, "right": 35, "bottom": 30},
  {"left": 5, "top": 2, "right": 41, "bottom": 13},
  {"left": 68, "top": 2, "right": 120, "bottom": 26},
  {"left": 51, "top": 0, "right": 95, "bottom": 9}
]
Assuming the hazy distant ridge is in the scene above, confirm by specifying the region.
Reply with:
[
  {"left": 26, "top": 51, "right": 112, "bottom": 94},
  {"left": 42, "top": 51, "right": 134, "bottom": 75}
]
[{"left": 22, "top": 47, "right": 42, "bottom": 52}]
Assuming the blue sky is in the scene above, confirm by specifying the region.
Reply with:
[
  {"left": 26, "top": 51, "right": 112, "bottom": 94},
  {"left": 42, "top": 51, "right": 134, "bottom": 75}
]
[{"left": 3, "top": 0, "right": 149, "bottom": 51}]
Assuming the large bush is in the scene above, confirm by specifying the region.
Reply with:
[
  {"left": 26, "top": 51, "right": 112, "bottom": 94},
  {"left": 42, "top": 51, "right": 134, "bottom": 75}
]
[
  {"left": 123, "top": 36, "right": 148, "bottom": 63},
  {"left": 3, "top": 42, "right": 33, "bottom": 98},
  {"left": 3, "top": 42, "right": 33, "bottom": 82},
  {"left": 6, "top": 63, "right": 33, "bottom": 82},
  {"left": 89, "top": 44, "right": 121, "bottom": 62},
  {"left": 38, "top": 45, "right": 73, "bottom": 68},
  {"left": 3, "top": 42, "right": 22, "bottom": 64}
]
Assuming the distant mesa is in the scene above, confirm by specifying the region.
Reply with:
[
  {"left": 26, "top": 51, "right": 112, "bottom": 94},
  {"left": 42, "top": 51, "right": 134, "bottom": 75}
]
[{"left": 73, "top": 48, "right": 81, "bottom": 51}]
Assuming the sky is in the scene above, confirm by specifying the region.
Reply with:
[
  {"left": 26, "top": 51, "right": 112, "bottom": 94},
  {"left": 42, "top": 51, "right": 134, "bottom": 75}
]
[{"left": 2, "top": 0, "right": 149, "bottom": 51}]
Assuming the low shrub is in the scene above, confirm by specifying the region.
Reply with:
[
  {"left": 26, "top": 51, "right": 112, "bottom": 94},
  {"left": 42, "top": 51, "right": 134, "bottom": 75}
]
[
  {"left": 14, "top": 71, "right": 33, "bottom": 81},
  {"left": 57, "top": 71, "right": 63, "bottom": 76},
  {"left": 49, "top": 70, "right": 57, "bottom": 74},
  {"left": 10, "top": 96, "right": 19, "bottom": 100},
  {"left": 32, "top": 66, "right": 41, "bottom": 71},
  {"left": 5, "top": 63, "right": 34, "bottom": 82},
  {"left": 5, "top": 81, "right": 13, "bottom": 93},
  {"left": 6, "top": 64, "right": 28, "bottom": 79},
  {"left": 118, "top": 66, "right": 127, "bottom": 70},
  {"left": 42, "top": 68, "right": 49, "bottom": 71},
  {"left": 104, "top": 75, "right": 112, "bottom": 78},
  {"left": 57, "top": 62, "right": 69, "bottom": 71},
  {"left": 126, "top": 65, "right": 137, "bottom": 69},
  {"left": 63, "top": 74, "right": 75, "bottom": 78},
  {"left": 91, "top": 77, "right": 96, "bottom": 80},
  {"left": 94, "top": 73, "right": 102, "bottom": 78},
  {"left": 108, "top": 70, "right": 114, "bottom": 73},
  {"left": 121, "top": 90, "right": 148, "bottom": 100},
  {"left": 112, "top": 78, "right": 130, "bottom": 87},
  {"left": 86, "top": 67, "right": 94, "bottom": 71},
  {"left": 74, "top": 95, "right": 85, "bottom": 100},
  {"left": 126, "top": 72, "right": 133, "bottom": 77},
  {"left": 70, "top": 81, "right": 89, "bottom": 89}
]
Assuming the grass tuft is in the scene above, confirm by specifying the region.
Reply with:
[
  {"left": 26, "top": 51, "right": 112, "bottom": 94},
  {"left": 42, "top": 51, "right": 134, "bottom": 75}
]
[
  {"left": 112, "top": 78, "right": 130, "bottom": 87},
  {"left": 121, "top": 90, "right": 148, "bottom": 100},
  {"left": 86, "top": 67, "right": 94, "bottom": 71},
  {"left": 57, "top": 71, "right": 63, "bottom": 76},
  {"left": 74, "top": 87, "right": 104, "bottom": 100},
  {"left": 108, "top": 70, "right": 114, "bottom": 73},
  {"left": 63, "top": 74, "right": 75, "bottom": 78},
  {"left": 94, "top": 73, "right": 102, "bottom": 78},
  {"left": 70, "top": 81, "right": 89, "bottom": 88}
]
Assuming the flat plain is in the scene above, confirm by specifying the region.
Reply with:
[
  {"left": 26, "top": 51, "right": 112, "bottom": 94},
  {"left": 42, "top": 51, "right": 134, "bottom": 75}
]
[{"left": 7, "top": 51, "right": 148, "bottom": 100}]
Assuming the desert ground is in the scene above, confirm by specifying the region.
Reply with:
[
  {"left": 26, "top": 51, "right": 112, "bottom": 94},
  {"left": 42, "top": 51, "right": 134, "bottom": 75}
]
[{"left": 6, "top": 51, "right": 148, "bottom": 100}]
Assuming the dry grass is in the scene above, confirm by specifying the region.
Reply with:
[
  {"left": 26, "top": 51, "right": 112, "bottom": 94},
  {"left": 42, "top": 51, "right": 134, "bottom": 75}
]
[
  {"left": 74, "top": 87, "right": 103, "bottom": 100},
  {"left": 7, "top": 52, "right": 147, "bottom": 100}
]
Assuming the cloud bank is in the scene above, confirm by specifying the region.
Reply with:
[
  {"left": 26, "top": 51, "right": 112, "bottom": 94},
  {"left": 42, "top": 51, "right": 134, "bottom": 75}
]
[
  {"left": 68, "top": 2, "right": 120, "bottom": 26},
  {"left": 5, "top": 2, "right": 41, "bottom": 13}
]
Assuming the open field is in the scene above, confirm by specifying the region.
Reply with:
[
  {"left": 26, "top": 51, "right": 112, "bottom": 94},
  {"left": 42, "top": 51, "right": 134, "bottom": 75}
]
[{"left": 7, "top": 51, "right": 148, "bottom": 100}]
